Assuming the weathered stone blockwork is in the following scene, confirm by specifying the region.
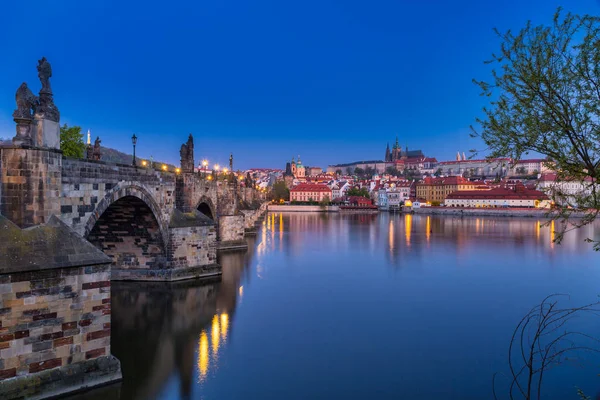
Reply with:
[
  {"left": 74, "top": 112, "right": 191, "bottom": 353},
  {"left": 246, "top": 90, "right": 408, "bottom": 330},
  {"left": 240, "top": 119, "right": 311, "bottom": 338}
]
[
  {"left": 0, "top": 265, "right": 121, "bottom": 399},
  {"left": 1, "top": 150, "right": 264, "bottom": 283},
  {"left": 87, "top": 196, "right": 167, "bottom": 270},
  {"left": 0, "top": 147, "right": 62, "bottom": 228},
  {"left": 218, "top": 215, "right": 246, "bottom": 250},
  {"left": 60, "top": 158, "right": 176, "bottom": 238},
  {"left": 0, "top": 215, "right": 121, "bottom": 399}
]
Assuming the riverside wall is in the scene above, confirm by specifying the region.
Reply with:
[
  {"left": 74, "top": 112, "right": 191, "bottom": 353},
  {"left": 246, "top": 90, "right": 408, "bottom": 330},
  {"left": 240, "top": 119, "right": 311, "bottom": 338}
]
[
  {"left": 412, "top": 207, "right": 590, "bottom": 218},
  {"left": 267, "top": 205, "right": 340, "bottom": 213}
]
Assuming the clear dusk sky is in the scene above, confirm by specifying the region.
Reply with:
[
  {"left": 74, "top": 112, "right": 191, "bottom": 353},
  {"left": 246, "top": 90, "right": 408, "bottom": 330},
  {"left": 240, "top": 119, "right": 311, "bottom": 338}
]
[{"left": 1, "top": 0, "right": 599, "bottom": 170}]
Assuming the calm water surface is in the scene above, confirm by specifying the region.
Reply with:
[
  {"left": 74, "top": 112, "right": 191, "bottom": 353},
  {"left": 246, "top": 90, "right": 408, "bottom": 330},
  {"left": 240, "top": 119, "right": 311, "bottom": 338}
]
[{"left": 80, "top": 213, "right": 600, "bottom": 399}]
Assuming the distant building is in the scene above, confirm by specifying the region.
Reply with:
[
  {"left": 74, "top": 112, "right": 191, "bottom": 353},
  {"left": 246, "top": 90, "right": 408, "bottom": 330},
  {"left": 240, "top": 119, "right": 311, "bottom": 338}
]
[
  {"left": 537, "top": 173, "right": 593, "bottom": 207},
  {"left": 347, "top": 196, "right": 374, "bottom": 207},
  {"left": 290, "top": 156, "right": 306, "bottom": 180},
  {"left": 445, "top": 183, "right": 550, "bottom": 208},
  {"left": 416, "top": 176, "right": 488, "bottom": 204},
  {"left": 290, "top": 183, "right": 332, "bottom": 202},
  {"left": 306, "top": 166, "right": 323, "bottom": 176},
  {"left": 387, "top": 190, "right": 403, "bottom": 210},
  {"left": 284, "top": 162, "right": 294, "bottom": 188},
  {"left": 385, "top": 136, "right": 424, "bottom": 162},
  {"left": 376, "top": 189, "right": 388, "bottom": 208},
  {"left": 438, "top": 156, "right": 511, "bottom": 177},
  {"left": 326, "top": 160, "right": 389, "bottom": 175},
  {"left": 509, "top": 159, "right": 551, "bottom": 176}
]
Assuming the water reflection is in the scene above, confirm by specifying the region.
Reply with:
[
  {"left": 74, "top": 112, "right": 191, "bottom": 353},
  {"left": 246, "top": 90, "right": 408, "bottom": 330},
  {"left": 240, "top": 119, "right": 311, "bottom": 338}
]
[
  {"left": 72, "top": 235, "right": 257, "bottom": 400},
  {"left": 72, "top": 213, "right": 600, "bottom": 400}
]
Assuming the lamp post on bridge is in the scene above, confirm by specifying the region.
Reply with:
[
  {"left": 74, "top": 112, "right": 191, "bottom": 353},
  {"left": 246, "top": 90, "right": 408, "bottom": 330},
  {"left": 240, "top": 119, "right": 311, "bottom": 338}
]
[
  {"left": 131, "top": 134, "right": 138, "bottom": 167},
  {"left": 202, "top": 159, "right": 208, "bottom": 180}
]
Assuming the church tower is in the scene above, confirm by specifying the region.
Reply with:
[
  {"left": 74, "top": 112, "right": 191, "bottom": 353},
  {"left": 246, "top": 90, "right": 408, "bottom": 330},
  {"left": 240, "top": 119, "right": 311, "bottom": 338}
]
[{"left": 385, "top": 143, "right": 390, "bottom": 162}]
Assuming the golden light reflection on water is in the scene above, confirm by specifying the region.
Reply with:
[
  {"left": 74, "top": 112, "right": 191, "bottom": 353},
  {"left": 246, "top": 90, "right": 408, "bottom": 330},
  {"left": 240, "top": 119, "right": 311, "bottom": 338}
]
[
  {"left": 551, "top": 220, "right": 555, "bottom": 248},
  {"left": 279, "top": 213, "right": 283, "bottom": 235},
  {"left": 220, "top": 314, "right": 229, "bottom": 340},
  {"left": 388, "top": 219, "right": 394, "bottom": 252},
  {"left": 198, "top": 313, "right": 230, "bottom": 382},
  {"left": 536, "top": 220, "right": 540, "bottom": 240},
  {"left": 405, "top": 214, "right": 412, "bottom": 245},
  {"left": 426, "top": 216, "right": 430, "bottom": 242},
  {"left": 198, "top": 331, "right": 209, "bottom": 379},
  {"left": 211, "top": 315, "right": 220, "bottom": 355}
]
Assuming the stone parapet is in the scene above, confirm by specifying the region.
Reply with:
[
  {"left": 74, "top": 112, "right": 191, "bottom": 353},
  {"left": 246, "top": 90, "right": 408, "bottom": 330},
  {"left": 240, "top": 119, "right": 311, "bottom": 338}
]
[{"left": 0, "top": 215, "right": 121, "bottom": 399}]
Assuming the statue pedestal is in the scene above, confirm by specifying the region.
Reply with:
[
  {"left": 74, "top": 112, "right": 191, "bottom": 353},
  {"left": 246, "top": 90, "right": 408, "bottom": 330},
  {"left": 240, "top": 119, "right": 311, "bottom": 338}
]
[
  {"left": 34, "top": 115, "right": 60, "bottom": 149},
  {"left": 12, "top": 118, "right": 34, "bottom": 146}
]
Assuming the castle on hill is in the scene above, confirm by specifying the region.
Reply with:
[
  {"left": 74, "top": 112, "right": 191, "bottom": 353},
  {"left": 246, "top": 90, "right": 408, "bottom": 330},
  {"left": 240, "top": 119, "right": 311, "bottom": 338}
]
[{"left": 384, "top": 137, "right": 424, "bottom": 162}]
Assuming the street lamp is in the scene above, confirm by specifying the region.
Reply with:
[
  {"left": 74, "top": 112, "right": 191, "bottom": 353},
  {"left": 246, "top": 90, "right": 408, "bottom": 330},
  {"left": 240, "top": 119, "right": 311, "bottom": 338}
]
[
  {"left": 131, "top": 134, "right": 137, "bottom": 167},
  {"left": 202, "top": 160, "right": 208, "bottom": 180}
]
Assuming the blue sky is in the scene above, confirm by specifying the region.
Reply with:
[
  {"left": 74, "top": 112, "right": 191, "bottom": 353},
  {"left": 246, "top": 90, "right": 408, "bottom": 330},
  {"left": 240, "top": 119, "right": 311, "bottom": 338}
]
[{"left": 1, "top": 0, "right": 598, "bottom": 169}]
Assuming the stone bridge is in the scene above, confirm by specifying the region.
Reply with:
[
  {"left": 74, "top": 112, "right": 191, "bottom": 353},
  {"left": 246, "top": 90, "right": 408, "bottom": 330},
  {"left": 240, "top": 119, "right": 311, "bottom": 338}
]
[
  {"left": 0, "top": 57, "right": 269, "bottom": 399},
  {"left": 0, "top": 145, "right": 266, "bottom": 281}
]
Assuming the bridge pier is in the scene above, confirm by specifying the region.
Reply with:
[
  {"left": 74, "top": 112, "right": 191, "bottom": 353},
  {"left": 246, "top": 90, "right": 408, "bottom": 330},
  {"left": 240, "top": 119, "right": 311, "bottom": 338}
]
[{"left": 0, "top": 215, "right": 122, "bottom": 399}]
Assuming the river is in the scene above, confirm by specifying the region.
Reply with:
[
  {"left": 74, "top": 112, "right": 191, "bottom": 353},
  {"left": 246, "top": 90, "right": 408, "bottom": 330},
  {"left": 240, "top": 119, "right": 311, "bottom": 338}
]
[{"left": 75, "top": 213, "right": 600, "bottom": 399}]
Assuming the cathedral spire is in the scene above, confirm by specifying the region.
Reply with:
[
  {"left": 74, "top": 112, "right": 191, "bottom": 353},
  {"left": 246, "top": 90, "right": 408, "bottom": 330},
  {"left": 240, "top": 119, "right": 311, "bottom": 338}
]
[{"left": 385, "top": 143, "right": 390, "bottom": 162}]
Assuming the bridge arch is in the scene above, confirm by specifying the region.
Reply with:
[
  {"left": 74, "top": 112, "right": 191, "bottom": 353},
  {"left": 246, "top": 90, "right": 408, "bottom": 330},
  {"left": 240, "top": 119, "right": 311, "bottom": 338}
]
[
  {"left": 197, "top": 196, "right": 217, "bottom": 221},
  {"left": 85, "top": 184, "right": 168, "bottom": 270}
]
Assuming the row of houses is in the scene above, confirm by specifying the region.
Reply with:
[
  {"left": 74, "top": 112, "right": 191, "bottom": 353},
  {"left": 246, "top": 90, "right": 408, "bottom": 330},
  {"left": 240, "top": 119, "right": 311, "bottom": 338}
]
[{"left": 284, "top": 167, "right": 595, "bottom": 210}]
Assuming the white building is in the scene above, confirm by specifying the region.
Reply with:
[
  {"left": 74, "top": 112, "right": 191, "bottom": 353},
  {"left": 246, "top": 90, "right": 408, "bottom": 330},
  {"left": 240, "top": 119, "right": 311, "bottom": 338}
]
[
  {"left": 445, "top": 184, "right": 550, "bottom": 208},
  {"left": 438, "top": 158, "right": 510, "bottom": 177},
  {"left": 387, "top": 190, "right": 403, "bottom": 210},
  {"left": 376, "top": 189, "right": 388, "bottom": 208},
  {"left": 537, "top": 173, "right": 593, "bottom": 207},
  {"left": 509, "top": 159, "right": 551, "bottom": 176}
]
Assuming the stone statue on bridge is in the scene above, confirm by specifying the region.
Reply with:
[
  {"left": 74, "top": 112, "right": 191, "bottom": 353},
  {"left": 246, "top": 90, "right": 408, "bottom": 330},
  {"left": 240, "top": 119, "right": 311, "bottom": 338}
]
[
  {"left": 13, "top": 83, "right": 38, "bottom": 120},
  {"left": 35, "top": 57, "right": 60, "bottom": 123},
  {"left": 86, "top": 142, "right": 94, "bottom": 160},
  {"left": 180, "top": 134, "right": 194, "bottom": 173},
  {"left": 12, "top": 83, "right": 38, "bottom": 146},
  {"left": 37, "top": 57, "right": 52, "bottom": 93},
  {"left": 92, "top": 137, "right": 102, "bottom": 160}
]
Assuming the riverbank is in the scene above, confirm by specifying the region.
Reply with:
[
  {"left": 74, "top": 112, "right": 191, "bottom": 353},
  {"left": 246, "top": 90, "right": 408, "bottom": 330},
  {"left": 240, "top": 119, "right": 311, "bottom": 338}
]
[
  {"left": 412, "top": 207, "right": 590, "bottom": 218},
  {"left": 268, "top": 205, "right": 340, "bottom": 212}
]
